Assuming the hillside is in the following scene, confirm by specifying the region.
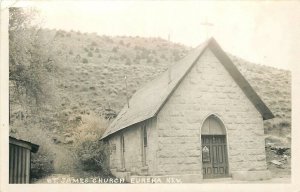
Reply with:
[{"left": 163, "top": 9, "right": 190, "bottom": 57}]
[
  {"left": 231, "top": 55, "right": 291, "bottom": 144},
  {"left": 10, "top": 28, "right": 291, "bottom": 145},
  {"left": 9, "top": 29, "right": 291, "bottom": 179},
  {"left": 50, "top": 29, "right": 189, "bottom": 116},
  {"left": 46, "top": 29, "right": 291, "bottom": 139}
]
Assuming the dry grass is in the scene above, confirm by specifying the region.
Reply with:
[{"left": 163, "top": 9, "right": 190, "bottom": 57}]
[{"left": 10, "top": 29, "right": 291, "bottom": 178}]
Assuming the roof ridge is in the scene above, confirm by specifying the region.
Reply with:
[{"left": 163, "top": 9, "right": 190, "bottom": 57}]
[
  {"left": 101, "top": 37, "right": 274, "bottom": 140},
  {"left": 101, "top": 38, "right": 211, "bottom": 139}
]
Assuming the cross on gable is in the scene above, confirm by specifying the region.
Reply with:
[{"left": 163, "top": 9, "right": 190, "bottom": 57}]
[{"left": 200, "top": 18, "right": 214, "bottom": 39}]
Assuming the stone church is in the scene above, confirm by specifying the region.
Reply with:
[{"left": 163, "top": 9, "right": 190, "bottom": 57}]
[{"left": 101, "top": 38, "right": 274, "bottom": 182}]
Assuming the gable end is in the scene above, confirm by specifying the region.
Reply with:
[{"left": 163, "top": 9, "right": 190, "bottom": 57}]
[{"left": 208, "top": 39, "right": 274, "bottom": 120}]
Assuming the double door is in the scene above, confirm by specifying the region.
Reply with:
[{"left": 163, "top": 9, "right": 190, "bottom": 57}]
[{"left": 201, "top": 135, "right": 229, "bottom": 179}]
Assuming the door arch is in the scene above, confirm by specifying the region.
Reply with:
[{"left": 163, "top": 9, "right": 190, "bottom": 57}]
[{"left": 201, "top": 114, "right": 229, "bottom": 179}]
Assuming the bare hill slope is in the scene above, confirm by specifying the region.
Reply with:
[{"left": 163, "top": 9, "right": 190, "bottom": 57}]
[{"left": 11, "top": 29, "right": 291, "bottom": 144}]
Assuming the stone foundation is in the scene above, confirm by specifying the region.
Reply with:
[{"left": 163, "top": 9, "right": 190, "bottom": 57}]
[
  {"left": 110, "top": 171, "right": 272, "bottom": 183},
  {"left": 231, "top": 170, "right": 272, "bottom": 181},
  {"left": 110, "top": 169, "right": 131, "bottom": 182},
  {"left": 130, "top": 174, "right": 204, "bottom": 183}
]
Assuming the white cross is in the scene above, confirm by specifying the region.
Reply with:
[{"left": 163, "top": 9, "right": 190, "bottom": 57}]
[{"left": 200, "top": 18, "right": 214, "bottom": 39}]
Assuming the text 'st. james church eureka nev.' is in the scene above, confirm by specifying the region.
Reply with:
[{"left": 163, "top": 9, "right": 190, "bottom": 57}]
[{"left": 101, "top": 37, "right": 274, "bottom": 183}]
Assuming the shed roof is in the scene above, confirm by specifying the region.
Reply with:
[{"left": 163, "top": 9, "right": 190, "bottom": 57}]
[
  {"left": 101, "top": 37, "right": 274, "bottom": 139},
  {"left": 9, "top": 136, "right": 39, "bottom": 153}
]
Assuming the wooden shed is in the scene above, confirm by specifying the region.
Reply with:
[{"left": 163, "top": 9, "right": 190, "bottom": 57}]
[{"left": 9, "top": 136, "right": 39, "bottom": 184}]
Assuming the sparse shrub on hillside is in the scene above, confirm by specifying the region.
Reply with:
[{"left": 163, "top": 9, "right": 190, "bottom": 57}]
[
  {"left": 81, "top": 87, "right": 89, "bottom": 92},
  {"left": 55, "top": 30, "right": 65, "bottom": 38},
  {"left": 99, "top": 80, "right": 105, "bottom": 85},
  {"left": 126, "top": 42, "right": 131, "bottom": 47},
  {"left": 69, "top": 50, "right": 73, "bottom": 55},
  {"left": 119, "top": 40, "right": 124, "bottom": 45},
  {"left": 279, "top": 120, "right": 290, "bottom": 128},
  {"left": 88, "top": 52, "right": 93, "bottom": 57},
  {"left": 103, "top": 35, "right": 113, "bottom": 43},
  {"left": 140, "top": 49, "right": 150, "bottom": 59},
  {"left": 95, "top": 48, "right": 100, "bottom": 53},
  {"left": 112, "top": 46, "right": 119, "bottom": 53},
  {"left": 133, "top": 59, "right": 140, "bottom": 64},
  {"left": 98, "top": 54, "right": 102, "bottom": 58},
  {"left": 91, "top": 41, "right": 97, "bottom": 46},
  {"left": 84, "top": 47, "right": 89, "bottom": 52},
  {"left": 173, "top": 50, "right": 180, "bottom": 61},
  {"left": 125, "top": 58, "right": 131, "bottom": 65},
  {"left": 75, "top": 54, "right": 81, "bottom": 62},
  {"left": 72, "top": 115, "right": 110, "bottom": 173},
  {"left": 160, "top": 53, "right": 166, "bottom": 60},
  {"left": 120, "top": 54, "right": 127, "bottom": 61},
  {"left": 66, "top": 33, "right": 71, "bottom": 37},
  {"left": 146, "top": 56, "right": 152, "bottom": 63},
  {"left": 108, "top": 56, "right": 119, "bottom": 62},
  {"left": 135, "top": 54, "right": 141, "bottom": 60},
  {"left": 82, "top": 58, "right": 88, "bottom": 63},
  {"left": 90, "top": 47, "right": 94, "bottom": 51},
  {"left": 162, "top": 42, "right": 169, "bottom": 47}
]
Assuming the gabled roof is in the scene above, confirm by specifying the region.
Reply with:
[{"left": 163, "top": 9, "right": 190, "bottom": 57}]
[
  {"left": 9, "top": 136, "right": 39, "bottom": 153},
  {"left": 101, "top": 37, "right": 274, "bottom": 139}
]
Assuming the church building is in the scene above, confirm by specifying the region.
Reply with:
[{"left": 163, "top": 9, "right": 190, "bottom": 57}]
[{"left": 101, "top": 38, "right": 274, "bottom": 182}]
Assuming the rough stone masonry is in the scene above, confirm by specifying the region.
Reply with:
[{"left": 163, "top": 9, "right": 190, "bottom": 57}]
[{"left": 105, "top": 40, "right": 272, "bottom": 182}]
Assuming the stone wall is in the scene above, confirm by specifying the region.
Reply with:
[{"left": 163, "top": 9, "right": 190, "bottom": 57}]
[
  {"left": 156, "top": 48, "right": 268, "bottom": 177},
  {"left": 144, "top": 118, "right": 158, "bottom": 175},
  {"left": 108, "top": 118, "right": 157, "bottom": 175}
]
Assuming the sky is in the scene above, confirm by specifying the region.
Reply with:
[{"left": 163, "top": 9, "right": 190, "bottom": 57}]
[{"left": 6, "top": 1, "right": 300, "bottom": 70}]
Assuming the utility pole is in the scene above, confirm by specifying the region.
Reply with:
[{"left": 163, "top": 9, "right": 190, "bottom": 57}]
[
  {"left": 168, "top": 33, "right": 172, "bottom": 84},
  {"left": 124, "top": 76, "right": 130, "bottom": 108}
]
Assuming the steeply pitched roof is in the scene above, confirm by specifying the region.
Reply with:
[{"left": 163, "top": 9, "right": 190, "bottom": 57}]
[{"left": 101, "top": 38, "right": 274, "bottom": 139}]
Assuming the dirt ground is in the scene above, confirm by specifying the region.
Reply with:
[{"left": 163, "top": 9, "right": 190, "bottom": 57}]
[
  {"left": 35, "top": 174, "right": 290, "bottom": 184},
  {"left": 202, "top": 175, "right": 290, "bottom": 184},
  {"left": 34, "top": 145, "right": 291, "bottom": 184}
]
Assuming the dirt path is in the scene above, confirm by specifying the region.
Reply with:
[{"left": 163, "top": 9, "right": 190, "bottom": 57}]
[{"left": 202, "top": 176, "right": 290, "bottom": 184}]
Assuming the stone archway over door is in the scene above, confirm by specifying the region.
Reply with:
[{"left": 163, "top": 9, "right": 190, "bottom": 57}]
[{"left": 201, "top": 115, "right": 229, "bottom": 179}]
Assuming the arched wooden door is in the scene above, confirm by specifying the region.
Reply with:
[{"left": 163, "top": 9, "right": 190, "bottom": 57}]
[{"left": 201, "top": 115, "right": 229, "bottom": 179}]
